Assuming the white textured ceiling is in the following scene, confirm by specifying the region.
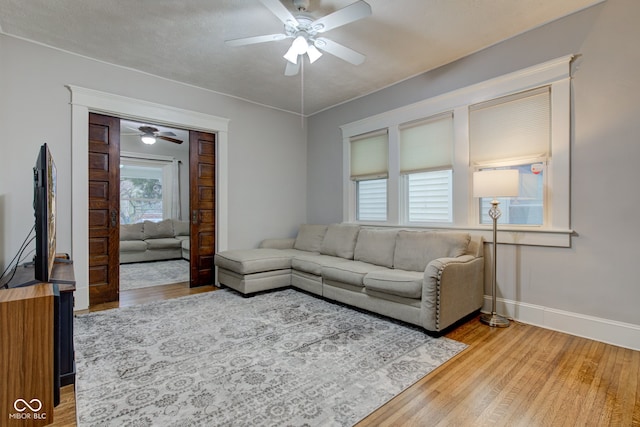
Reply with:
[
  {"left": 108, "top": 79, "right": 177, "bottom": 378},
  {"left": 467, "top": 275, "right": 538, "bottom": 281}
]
[{"left": 0, "top": 0, "right": 602, "bottom": 115}]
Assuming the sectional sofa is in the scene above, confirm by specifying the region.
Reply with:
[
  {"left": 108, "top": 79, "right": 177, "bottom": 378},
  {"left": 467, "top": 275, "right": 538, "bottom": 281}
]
[
  {"left": 120, "top": 219, "right": 190, "bottom": 264},
  {"left": 214, "top": 224, "right": 485, "bottom": 333}
]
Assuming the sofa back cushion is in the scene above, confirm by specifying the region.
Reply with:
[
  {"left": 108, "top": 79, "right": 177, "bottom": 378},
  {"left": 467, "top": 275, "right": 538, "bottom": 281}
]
[
  {"left": 320, "top": 223, "right": 360, "bottom": 259},
  {"left": 173, "top": 220, "right": 190, "bottom": 236},
  {"left": 120, "top": 223, "right": 144, "bottom": 241},
  {"left": 354, "top": 229, "right": 398, "bottom": 268},
  {"left": 393, "top": 231, "right": 470, "bottom": 272},
  {"left": 293, "top": 224, "right": 328, "bottom": 252},
  {"left": 143, "top": 219, "right": 174, "bottom": 239}
]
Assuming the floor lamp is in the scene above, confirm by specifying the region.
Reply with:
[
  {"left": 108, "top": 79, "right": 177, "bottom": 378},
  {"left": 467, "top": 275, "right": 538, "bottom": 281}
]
[{"left": 473, "top": 169, "right": 519, "bottom": 328}]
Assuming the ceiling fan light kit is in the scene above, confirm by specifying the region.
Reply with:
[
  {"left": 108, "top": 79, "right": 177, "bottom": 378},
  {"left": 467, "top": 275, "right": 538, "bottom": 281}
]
[
  {"left": 141, "top": 134, "right": 157, "bottom": 145},
  {"left": 133, "top": 125, "right": 183, "bottom": 145},
  {"left": 225, "top": 0, "right": 372, "bottom": 76}
]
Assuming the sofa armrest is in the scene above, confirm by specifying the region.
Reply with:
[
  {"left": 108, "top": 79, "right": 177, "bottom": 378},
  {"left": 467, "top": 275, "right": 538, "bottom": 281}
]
[
  {"left": 259, "top": 238, "right": 296, "bottom": 249},
  {"left": 421, "top": 255, "right": 484, "bottom": 332}
]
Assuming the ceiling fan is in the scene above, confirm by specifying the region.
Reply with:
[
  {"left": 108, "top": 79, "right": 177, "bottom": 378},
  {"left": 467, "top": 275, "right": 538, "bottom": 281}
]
[
  {"left": 225, "top": 0, "right": 372, "bottom": 76},
  {"left": 130, "top": 126, "right": 183, "bottom": 145}
]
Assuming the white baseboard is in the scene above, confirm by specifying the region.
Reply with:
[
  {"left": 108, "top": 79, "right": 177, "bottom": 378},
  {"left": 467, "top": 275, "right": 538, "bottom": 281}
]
[{"left": 483, "top": 296, "right": 640, "bottom": 351}]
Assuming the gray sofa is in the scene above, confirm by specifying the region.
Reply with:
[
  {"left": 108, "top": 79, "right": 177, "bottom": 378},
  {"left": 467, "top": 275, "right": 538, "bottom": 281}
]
[
  {"left": 214, "top": 224, "right": 484, "bottom": 333},
  {"left": 120, "top": 219, "right": 190, "bottom": 264}
]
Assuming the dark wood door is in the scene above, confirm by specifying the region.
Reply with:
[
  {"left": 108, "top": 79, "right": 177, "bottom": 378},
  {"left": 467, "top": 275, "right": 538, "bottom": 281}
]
[
  {"left": 88, "top": 113, "right": 120, "bottom": 304},
  {"left": 189, "top": 130, "right": 216, "bottom": 287}
]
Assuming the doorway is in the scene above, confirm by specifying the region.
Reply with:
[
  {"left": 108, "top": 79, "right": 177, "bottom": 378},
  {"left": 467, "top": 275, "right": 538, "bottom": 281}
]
[
  {"left": 87, "top": 112, "right": 217, "bottom": 307},
  {"left": 69, "top": 85, "right": 229, "bottom": 311},
  {"left": 118, "top": 119, "right": 191, "bottom": 294}
]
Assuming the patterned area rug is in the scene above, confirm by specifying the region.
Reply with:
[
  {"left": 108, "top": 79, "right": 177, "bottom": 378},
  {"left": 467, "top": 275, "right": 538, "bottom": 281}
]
[
  {"left": 119, "top": 259, "right": 189, "bottom": 291},
  {"left": 74, "top": 289, "right": 467, "bottom": 426}
]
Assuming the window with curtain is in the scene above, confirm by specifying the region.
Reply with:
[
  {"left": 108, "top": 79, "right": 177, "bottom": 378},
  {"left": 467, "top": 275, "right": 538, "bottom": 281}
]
[
  {"left": 350, "top": 130, "right": 388, "bottom": 221},
  {"left": 119, "top": 156, "right": 176, "bottom": 224},
  {"left": 470, "top": 86, "right": 550, "bottom": 226},
  {"left": 400, "top": 112, "right": 454, "bottom": 223}
]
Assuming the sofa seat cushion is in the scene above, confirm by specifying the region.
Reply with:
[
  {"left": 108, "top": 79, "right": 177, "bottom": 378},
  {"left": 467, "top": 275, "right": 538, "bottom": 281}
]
[
  {"left": 364, "top": 270, "right": 424, "bottom": 299},
  {"left": 322, "top": 261, "right": 389, "bottom": 287},
  {"left": 146, "top": 238, "right": 182, "bottom": 250},
  {"left": 181, "top": 239, "right": 190, "bottom": 250},
  {"left": 119, "top": 240, "right": 147, "bottom": 253},
  {"left": 214, "top": 249, "right": 292, "bottom": 275},
  {"left": 291, "top": 254, "right": 348, "bottom": 276}
]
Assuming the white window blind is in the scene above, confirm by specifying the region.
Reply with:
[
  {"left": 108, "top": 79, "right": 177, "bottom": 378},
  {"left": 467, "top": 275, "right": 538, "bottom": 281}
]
[
  {"left": 357, "top": 178, "right": 387, "bottom": 221},
  {"left": 407, "top": 170, "right": 452, "bottom": 222},
  {"left": 469, "top": 87, "right": 550, "bottom": 164},
  {"left": 399, "top": 112, "right": 453, "bottom": 174},
  {"left": 350, "top": 130, "right": 388, "bottom": 180}
]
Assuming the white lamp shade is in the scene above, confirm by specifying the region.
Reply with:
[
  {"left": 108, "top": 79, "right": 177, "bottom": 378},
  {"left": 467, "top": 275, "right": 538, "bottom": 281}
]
[
  {"left": 307, "top": 45, "right": 322, "bottom": 63},
  {"left": 283, "top": 46, "right": 299, "bottom": 64},
  {"left": 473, "top": 169, "right": 519, "bottom": 198}
]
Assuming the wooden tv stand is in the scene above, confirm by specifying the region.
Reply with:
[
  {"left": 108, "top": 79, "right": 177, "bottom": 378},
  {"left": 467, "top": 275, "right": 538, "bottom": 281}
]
[{"left": 0, "top": 257, "right": 76, "bottom": 426}]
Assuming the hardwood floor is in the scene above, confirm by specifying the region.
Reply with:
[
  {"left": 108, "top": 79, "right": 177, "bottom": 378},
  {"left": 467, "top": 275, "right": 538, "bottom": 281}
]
[{"left": 52, "top": 284, "right": 640, "bottom": 426}]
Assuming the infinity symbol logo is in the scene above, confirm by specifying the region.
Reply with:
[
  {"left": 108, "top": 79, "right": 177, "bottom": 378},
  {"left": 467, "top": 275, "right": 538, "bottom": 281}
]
[{"left": 14, "top": 398, "right": 43, "bottom": 412}]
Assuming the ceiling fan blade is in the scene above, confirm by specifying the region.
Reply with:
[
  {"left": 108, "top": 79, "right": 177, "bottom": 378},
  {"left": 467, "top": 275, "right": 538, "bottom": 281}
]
[
  {"left": 157, "top": 135, "right": 183, "bottom": 144},
  {"left": 156, "top": 131, "right": 177, "bottom": 137},
  {"left": 260, "top": 0, "right": 299, "bottom": 26},
  {"left": 311, "top": 1, "right": 371, "bottom": 33},
  {"left": 225, "top": 33, "right": 287, "bottom": 47},
  {"left": 284, "top": 60, "right": 300, "bottom": 76},
  {"left": 314, "top": 37, "right": 365, "bottom": 65}
]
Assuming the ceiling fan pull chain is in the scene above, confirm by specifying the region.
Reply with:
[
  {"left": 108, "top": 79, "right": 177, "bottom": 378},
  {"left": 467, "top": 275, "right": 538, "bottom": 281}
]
[{"left": 301, "top": 58, "right": 304, "bottom": 128}]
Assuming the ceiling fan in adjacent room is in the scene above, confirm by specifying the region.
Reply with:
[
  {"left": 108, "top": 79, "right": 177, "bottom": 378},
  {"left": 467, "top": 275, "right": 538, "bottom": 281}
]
[
  {"left": 225, "top": 0, "right": 372, "bottom": 76},
  {"left": 127, "top": 125, "right": 183, "bottom": 145}
]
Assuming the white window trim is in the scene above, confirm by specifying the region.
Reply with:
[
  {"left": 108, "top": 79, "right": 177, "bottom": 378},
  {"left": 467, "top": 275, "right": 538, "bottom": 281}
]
[{"left": 341, "top": 55, "right": 574, "bottom": 247}]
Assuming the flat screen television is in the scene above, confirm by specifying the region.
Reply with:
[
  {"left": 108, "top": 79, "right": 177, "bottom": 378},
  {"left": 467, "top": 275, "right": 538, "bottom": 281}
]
[{"left": 34, "top": 143, "right": 57, "bottom": 282}]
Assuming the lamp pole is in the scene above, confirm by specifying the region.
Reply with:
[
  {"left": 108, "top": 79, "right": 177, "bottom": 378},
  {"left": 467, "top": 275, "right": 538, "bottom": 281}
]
[{"left": 480, "top": 199, "right": 510, "bottom": 327}]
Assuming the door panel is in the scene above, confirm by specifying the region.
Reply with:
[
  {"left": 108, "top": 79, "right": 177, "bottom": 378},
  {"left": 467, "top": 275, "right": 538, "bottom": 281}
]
[
  {"left": 88, "top": 113, "right": 120, "bottom": 305},
  {"left": 189, "top": 131, "right": 216, "bottom": 287}
]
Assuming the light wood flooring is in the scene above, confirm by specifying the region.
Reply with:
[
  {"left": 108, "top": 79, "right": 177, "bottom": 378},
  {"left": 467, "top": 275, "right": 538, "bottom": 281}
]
[{"left": 52, "top": 283, "right": 639, "bottom": 426}]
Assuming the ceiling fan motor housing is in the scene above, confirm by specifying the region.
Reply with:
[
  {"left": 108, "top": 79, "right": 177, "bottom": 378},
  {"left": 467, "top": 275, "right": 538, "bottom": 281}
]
[{"left": 293, "top": 0, "right": 309, "bottom": 12}]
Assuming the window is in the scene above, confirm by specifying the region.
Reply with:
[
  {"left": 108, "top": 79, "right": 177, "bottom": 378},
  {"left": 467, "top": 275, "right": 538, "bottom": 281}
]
[
  {"left": 478, "top": 163, "right": 544, "bottom": 225},
  {"left": 406, "top": 170, "right": 452, "bottom": 223},
  {"left": 341, "top": 56, "right": 572, "bottom": 246},
  {"left": 470, "top": 87, "right": 550, "bottom": 226},
  {"left": 120, "top": 164, "right": 164, "bottom": 224},
  {"left": 357, "top": 178, "right": 387, "bottom": 221},
  {"left": 350, "top": 130, "right": 388, "bottom": 222},
  {"left": 119, "top": 155, "right": 177, "bottom": 224},
  {"left": 400, "top": 113, "right": 454, "bottom": 223}
]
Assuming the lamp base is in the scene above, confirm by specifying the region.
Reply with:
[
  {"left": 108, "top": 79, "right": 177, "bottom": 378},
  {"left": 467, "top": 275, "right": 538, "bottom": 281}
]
[{"left": 480, "top": 312, "right": 510, "bottom": 328}]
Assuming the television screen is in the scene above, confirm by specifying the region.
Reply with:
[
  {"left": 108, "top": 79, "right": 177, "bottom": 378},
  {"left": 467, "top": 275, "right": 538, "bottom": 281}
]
[{"left": 34, "top": 143, "right": 57, "bottom": 282}]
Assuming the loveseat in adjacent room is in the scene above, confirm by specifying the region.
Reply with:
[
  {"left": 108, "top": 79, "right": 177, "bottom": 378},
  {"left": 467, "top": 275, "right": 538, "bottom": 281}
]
[{"left": 120, "top": 219, "right": 190, "bottom": 264}]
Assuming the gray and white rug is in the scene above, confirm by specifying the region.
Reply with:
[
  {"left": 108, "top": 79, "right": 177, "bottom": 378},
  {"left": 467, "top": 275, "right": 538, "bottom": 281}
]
[
  {"left": 74, "top": 289, "right": 467, "bottom": 426},
  {"left": 119, "top": 259, "right": 190, "bottom": 291}
]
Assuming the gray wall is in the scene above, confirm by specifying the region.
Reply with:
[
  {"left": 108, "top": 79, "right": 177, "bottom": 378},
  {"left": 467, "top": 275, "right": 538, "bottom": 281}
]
[
  {"left": 307, "top": 0, "right": 640, "bottom": 328},
  {"left": 0, "top": 34, "right": 307, "bottom": 273}
]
